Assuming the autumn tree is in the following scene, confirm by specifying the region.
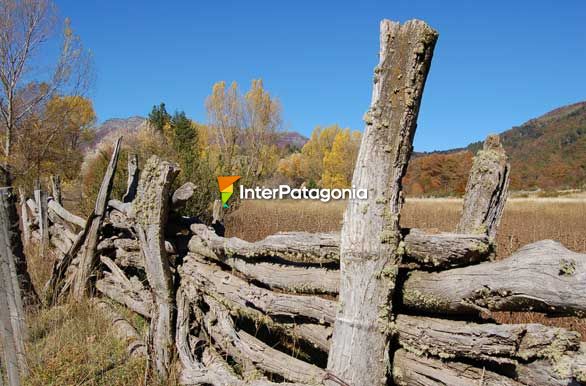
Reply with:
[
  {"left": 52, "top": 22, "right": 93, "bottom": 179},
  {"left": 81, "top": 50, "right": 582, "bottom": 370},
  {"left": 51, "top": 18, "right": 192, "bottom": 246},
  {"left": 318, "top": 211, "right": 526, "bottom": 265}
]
[
  {"left": 205, "top": 79, "right": 282, "bottom": 182},
  {"left": 0, "top": 0, "right": 92, "bottom": 185},
  {"left": 205, "top": 81, "right": 241, "bottom": 175},
  {"left": 321, "top": 128, "right": 361, "bottom": 188},
  {"left": 13, "top": 95, "right": 96, "bottom": 188}
]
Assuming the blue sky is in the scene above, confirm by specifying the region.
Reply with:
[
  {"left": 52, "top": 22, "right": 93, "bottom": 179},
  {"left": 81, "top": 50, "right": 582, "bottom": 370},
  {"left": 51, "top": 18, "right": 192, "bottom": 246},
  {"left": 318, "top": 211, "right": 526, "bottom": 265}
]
[{"left": 56, "top": 0, "right": 585, "bottom": 151}]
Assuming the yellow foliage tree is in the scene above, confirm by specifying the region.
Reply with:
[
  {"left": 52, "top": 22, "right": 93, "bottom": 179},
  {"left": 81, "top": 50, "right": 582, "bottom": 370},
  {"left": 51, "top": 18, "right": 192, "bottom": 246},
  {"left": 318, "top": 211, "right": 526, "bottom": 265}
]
[
  {"left": 13, "top": 95, "right": 96, "bottom": 188},
  {"left": 321, "top": 129, "right": 362, "bottom": 188}
]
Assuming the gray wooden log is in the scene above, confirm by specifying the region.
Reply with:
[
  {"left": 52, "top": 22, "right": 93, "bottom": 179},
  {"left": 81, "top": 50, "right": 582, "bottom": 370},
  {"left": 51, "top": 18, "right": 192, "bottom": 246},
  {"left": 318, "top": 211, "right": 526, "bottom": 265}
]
[
  {"left": 50, "top": 175, "right": 62, "bottom": 205},
  {"left": 456, "top": 135, "right": 510, "bottom": 240},
  {"left": 25, "top": 199, "right": 36, "bottom": 218},
  {"left": 394, "top": 315, "right": 580, "bottom": 363},
  {"left": 133, "top": 155, "right": 180, "bottom": 381},
  {"left": 47, "top": 199, "right": 86, "bottom": 229},
  {"left": 181, "top": 254, "right": 336, "bottom": 324},
  {"left": 71, "top": 137, "right": 122, "bottom": 300},
  {"left": 17, "top": 190, "right": 30, "bottom": 250},
  {"left": 190, "top": 223, "right": 340, "bottom": 264},
  {"left": 176, "top": 289, "right": 305, "bottom": 386},
  {"left": 203, "top": 295, "right": 325, "bottom": 384},
  {"left": 48, "top": 225, "right": 74, "bottom": 255},
  {"left": 392, "top": 349, "right": 523, "bottom": 386},
  {"left": 402, "top": 229, "right": 491, "bottom": 269},
  {"left": 515, "top": 343, "right": 586, "bottom": 385},
  {"left": 402, "top": 240, "right": 586, "bottom": 316},
  {"left": 93, "top": 299, "right": 147, "bottom": 358},
  {"left": 107, "top": 199, "right": 131, "bottom": 216},
  {"left": 327, "top": 19, "right": 438, "bottom": 386},
  {"left": 33, "top": 188, "right": 48, "bottom": 256},
  {"left": 122, "top": 153, "right": 139, "bottom": 203},
  {"left": 188, "top": 234, "right": 339, "bottom": 293},
  {"left": 0, "top": 188, "right": 29, "bottom": 385},
  {"left": 96, "top": 256, "right": 151, "bottom": 318},
  {"left": 171, "top": 182, "right": 195, "bottom": 210},
  {"left": 189, "top": 224, "right": 490, "bottom": 270}
]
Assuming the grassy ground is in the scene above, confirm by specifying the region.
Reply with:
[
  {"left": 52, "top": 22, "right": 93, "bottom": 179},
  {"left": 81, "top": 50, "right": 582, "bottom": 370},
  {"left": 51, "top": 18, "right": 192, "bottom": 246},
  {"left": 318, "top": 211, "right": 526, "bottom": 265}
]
[{"left": 226, "top": 198, "right": 586, "bottom": 337}]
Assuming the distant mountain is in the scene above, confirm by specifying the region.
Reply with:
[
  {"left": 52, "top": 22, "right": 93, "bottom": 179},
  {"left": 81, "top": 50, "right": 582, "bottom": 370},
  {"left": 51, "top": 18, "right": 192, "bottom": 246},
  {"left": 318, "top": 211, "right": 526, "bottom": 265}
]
[
  {"left": 405, "top": 101, "right": 586, "bottom": 195},
  {"left": 88, "top": 116, "right": 308, "bottom": 151},
  {"left": 87, "top": 116, "right": 147, "bottom": 150},
  {"left": 276, "top": 131, "right": 308, "bottom": 150}
]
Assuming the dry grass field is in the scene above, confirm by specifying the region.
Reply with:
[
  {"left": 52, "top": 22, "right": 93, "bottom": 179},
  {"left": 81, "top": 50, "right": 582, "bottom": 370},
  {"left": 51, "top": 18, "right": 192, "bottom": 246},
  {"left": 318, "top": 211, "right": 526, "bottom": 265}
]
[{"left": 226, "top": 197, "right": 586, "bottom": 337}]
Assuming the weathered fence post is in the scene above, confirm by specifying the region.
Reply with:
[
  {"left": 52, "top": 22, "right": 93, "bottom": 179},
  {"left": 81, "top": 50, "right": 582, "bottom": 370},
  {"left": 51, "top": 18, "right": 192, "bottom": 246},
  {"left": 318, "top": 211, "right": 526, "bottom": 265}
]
[
  {"left": 50, "top": 175, "right": 62, "bottom": 206},
  {"left": 122, "top": 153, "right": 139, "bottom": 203},
  {"left": 211, "top": 199, "right": 224, "bottom": 236},
  {"left": 457, "top": 134, "right": 510, "bottom": 240},
  {"left": 17, "top": 189, "right": 30, "bottom": 250},
  {"left": 133, "top": 156, "right": 180, "bottom": 381},
  {"left": 72, "top": 138, "right": 122, "bottom": 300},
  {"left": 33, "top": 181, "right": 48, "bottom": 256},
  {"left": 0, "top": 188, "right": 29, "bottom": 386},
  {"left": 326, "top": 19, "right": 438, "bottom": 386}
]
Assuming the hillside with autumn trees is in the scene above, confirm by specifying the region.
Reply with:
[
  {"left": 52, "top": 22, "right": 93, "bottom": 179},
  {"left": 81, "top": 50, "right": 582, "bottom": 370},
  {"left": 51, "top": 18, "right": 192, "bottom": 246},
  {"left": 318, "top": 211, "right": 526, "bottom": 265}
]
[{"left": 403, "top": 101, "right": 586, "bottom": 196}]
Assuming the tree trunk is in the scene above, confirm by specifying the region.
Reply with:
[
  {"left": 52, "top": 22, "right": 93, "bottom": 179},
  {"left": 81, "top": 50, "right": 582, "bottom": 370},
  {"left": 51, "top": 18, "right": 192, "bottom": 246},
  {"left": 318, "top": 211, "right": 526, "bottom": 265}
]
[
  {"left": 326, "top": 19, "right": 438, "bottom": 386},
  {"left": 71, "top": 137, "right": 122, "bottom": 300},
  {"left": 133, "top": 155, "right": 180, "bottom": 381}
]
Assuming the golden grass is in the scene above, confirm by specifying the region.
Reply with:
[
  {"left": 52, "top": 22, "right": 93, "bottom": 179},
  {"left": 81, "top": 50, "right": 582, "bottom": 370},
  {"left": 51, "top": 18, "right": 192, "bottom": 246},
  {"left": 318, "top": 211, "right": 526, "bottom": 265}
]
[
  {"left": 226, "top": 198, "right": 586, "bottom": 337},
  {"left": 25, "top": 301, "right": 146, "bottom": 386}
]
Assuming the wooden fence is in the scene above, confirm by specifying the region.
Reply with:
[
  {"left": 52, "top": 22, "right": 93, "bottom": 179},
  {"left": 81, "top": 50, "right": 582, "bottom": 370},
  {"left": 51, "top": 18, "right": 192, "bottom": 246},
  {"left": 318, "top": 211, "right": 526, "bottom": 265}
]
[{"left": 9, "top": 19, "right": 586, "bottom": 386}]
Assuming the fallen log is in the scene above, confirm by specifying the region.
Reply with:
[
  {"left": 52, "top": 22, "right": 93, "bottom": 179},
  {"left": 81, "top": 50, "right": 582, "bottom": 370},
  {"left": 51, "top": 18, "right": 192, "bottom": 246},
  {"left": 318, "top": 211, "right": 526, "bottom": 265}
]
[
  {"left": 402, "top": 240, "right": 586, "bottom": 316},
  {"left": 189, "top": 224, "right": 491, "bottom": 269},
  {"left": 189, "top": 224, "right": 340, "bottom": 264},
  {"left": 94, "top": 299, "right": 147, "bottom": 358},
  {"left": 96, "top": 256, "right": 151, "bottom": 318},
  {"left": 203, "top": 295, "right": 325, "bottom": 384},
  {"left": 515, "top": 343, "right": 586, "bottom": 385},
  {"left": 402, "top": 229, "right": 491, "bottom": 269},
  {"left": 180, "top": 254, "right": 336, "bottom": 324},
  {"left": 392, "top": 349, "right": 523, "bottom": 386},
  {"left": 172, "top": 182, "right": 195, "bottom": 210},
  {"left": 176, "top": 289, "right": 304, "bottom": 386},
  {"left": 189, "top": 235, "right": 338, "bottom": 293},
  {"left": 394, "top": 314, "right": 580, "bottom": 363}
]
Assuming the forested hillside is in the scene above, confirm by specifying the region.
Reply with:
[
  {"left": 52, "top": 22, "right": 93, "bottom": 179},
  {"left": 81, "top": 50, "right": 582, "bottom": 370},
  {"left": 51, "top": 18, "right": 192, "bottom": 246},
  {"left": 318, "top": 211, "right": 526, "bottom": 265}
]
[{"left": 404, "top": 101, "right": 586, "bottom": 195}]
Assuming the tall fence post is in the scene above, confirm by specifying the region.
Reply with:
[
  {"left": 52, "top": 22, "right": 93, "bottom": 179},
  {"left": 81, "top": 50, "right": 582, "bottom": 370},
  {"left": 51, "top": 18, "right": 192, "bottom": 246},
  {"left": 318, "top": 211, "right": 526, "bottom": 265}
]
[
  {"left": 326, "top": 19, "right": 438, "bottom": 386},
  {"left": 50, "top": 175, "right": 62, "bottom": 206},
  {"left": 33, "top": 181, "right": 48, "bottom": 256},
  {"left": 457, "top": 134, "right": 510, "bottom": 241},
  {"left": 0, "top": 188, "right": 29, "bottom": 386}
]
